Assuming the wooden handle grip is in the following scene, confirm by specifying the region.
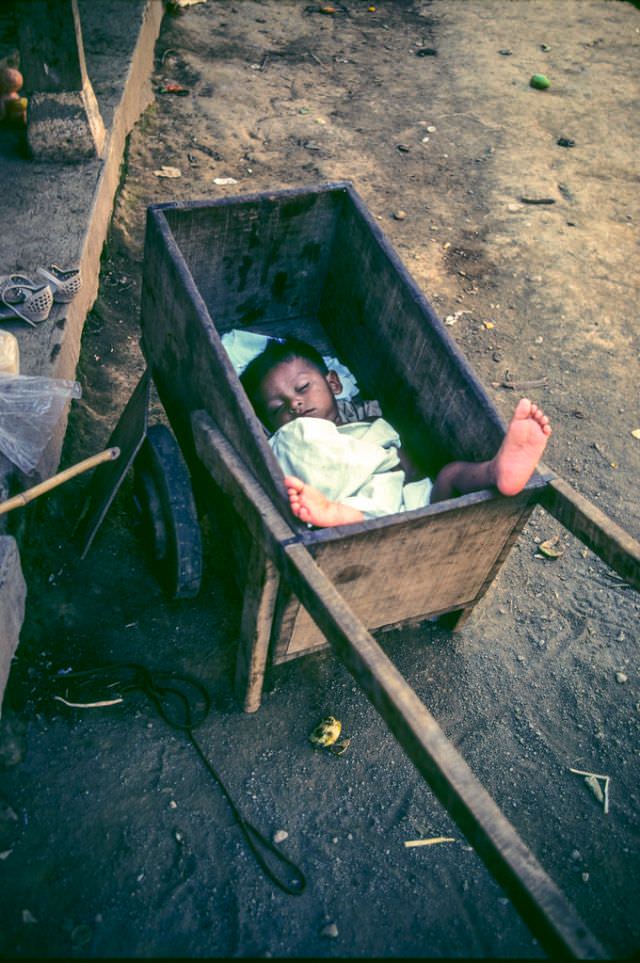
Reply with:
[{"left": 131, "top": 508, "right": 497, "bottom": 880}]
[{"left": 0, "top": 447, "right": 120, "bottom": 516}]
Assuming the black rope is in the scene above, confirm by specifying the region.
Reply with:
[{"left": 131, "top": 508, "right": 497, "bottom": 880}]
[{"left": 53, "top": 662, "right": 306, "bottom": 896}]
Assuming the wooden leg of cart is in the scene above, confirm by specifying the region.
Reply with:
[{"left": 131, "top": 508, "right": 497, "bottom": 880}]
[
  {"left": 235, "top": 544, "right": 280, "bottom": 713},
  {"left": 192, "top": 411, "right": 606, "bottom": 960}
]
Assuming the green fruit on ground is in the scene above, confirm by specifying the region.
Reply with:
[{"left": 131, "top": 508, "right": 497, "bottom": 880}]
[{"left": 530, "top": 74, "right": 550, "bottom": 90}]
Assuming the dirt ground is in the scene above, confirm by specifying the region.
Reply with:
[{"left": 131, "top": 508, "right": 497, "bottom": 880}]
[{"left": 1, "top": 0, "right": 639, "bottom": 957}]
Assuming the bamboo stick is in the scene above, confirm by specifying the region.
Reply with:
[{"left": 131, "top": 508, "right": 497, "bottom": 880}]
[{"left": 0, "top": 447, "right": 120, "bottom": 516}]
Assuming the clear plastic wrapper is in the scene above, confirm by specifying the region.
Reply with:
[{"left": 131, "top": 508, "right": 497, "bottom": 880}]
[{"left": 0, "top": 374, "right": 82, "bottom": 474}]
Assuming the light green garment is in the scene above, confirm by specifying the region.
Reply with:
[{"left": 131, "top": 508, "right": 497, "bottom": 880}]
[{"left": 269, "top": 416, "right": 432, "bottom": 519}]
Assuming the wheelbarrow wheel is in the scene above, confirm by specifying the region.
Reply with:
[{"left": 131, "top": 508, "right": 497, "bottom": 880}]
[{"left": 133, "top": 424, "right": 202, "bottom": 599}]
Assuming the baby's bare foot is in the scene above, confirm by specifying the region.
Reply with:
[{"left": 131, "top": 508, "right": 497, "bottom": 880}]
[
  {"left": 493, "top": 398, "right": 551, "bottom": 496},
  {"left": 284, "top": 476, "right": 364, "bottom": 528}
]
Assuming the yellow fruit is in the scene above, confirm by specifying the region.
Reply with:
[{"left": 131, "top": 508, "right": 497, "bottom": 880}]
[{"left": 309, "top": 716, "right": 342, "bottom": 747}]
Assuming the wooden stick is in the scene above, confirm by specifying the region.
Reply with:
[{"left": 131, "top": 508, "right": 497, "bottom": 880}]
[
  {"left": 53, "top": 694, "right": 124, "bottom": 709},
  {"left": 0, "top": 447, "right": 120, "bottom": 516},
  {"left": 491, "top": 377, "right": 549, "bottom": 390},
  {"left": 404, "top": 836, "right": 456, "bottom": 848}
]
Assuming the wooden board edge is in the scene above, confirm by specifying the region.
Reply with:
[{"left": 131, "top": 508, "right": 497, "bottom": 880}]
[{"left": 542, "top": 476, "right": 640, "bottom": 591}]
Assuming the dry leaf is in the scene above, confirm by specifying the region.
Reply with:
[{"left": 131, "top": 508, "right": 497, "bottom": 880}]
[{"left": 538, "top": 535, "right": 564, "bottom": 559}]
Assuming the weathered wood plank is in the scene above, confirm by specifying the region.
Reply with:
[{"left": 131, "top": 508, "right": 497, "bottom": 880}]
[
  {"left": 542, "top": 475, "right": 640, "bottom": 591},
  {"left": 190, "top": 410, "right": 605, "bottom": 959},
  {"left": 156, "top": 186, "right": 343, "bottom": 330},
  {"left": 286, "top": 492, "right": 535, "bottom": 653},
  {"left": 141, "top": 207, "right": 292, "bottom": 516},
  {"left": 235, "top": 544, "right": 280, "bottom": 713}
]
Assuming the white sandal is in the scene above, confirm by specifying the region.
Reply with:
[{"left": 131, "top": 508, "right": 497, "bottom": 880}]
[
  {"left": 36, "top": 264, "right": 81, "bottom": 303},
  {"left": 0, "top": 280, "right": 53, "bottom": 326}
]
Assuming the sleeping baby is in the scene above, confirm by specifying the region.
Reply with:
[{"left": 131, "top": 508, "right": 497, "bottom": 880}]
[{"left": 239, "top": 336, "right": 551, "bottom": 528}]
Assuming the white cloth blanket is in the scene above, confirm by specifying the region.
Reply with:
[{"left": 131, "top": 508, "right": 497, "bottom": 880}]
[{"left": 269, "top": 416, "right": 433, "bottom": 519}]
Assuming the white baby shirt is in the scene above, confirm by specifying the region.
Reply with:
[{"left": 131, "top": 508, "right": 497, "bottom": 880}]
[{"left": 269, "top": 416, "right": 433, "bottom": 519}]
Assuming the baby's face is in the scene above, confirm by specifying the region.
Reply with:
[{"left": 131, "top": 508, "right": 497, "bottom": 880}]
[{"left": 257, "top": 358, "right": 341, "bottom": 431}]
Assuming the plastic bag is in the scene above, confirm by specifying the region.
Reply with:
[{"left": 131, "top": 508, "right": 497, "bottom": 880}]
[{"left": 0, "top": 375, "right": 82, "bottom": 474}]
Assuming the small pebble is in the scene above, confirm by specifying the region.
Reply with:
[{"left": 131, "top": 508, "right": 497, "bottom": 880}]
[
  {"left": 582, "top": 872, "right": 590, "bottom": 883},
  {"left": 393, "top": 210, "right": 407, "bottom": 220},
  {"left": 321, "top": 922, "right": 339, "bottom": 938},
  {"left": 615, "top": 672, "right": 628, "bottom": 684},
  {"left": 273, "top": 829, "right": 288, "bottom": 844},
  {"left": 396, "top": 143, "right": 410, "bottom": 153}
]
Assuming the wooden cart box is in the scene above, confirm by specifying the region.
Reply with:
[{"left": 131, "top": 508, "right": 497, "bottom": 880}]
[{"left": 140, "top": 182, "right": 547, "bottom": 665}]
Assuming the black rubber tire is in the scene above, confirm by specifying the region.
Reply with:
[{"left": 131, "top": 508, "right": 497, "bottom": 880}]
[{"left": 133, "top": 424, "right": 202, "bottom": 599}]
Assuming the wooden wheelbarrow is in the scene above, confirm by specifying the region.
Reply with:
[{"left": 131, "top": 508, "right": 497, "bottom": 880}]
[{"left": 82, "top": 183, "right": 639, "bottom": 958}]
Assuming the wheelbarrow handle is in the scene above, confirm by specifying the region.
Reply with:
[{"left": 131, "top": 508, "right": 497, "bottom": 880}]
[{"left": 541, "top": 474, "right": 640, "bottom": 591}]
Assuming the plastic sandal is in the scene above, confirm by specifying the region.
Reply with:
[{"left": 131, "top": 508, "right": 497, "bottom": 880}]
[
  {"left": 0, "top": 273, "right": 36, "bottom": 296},
  {"left": 36, "top": 264, "right": 81, "bottom": 303},
  {"left": 0, "top": 281, "right": 53, "bottom": 326}
]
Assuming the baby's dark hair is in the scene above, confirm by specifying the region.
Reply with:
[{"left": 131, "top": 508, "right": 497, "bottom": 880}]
[{"left": 240, "top": 336, "right": 327, "bottom": 416}]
